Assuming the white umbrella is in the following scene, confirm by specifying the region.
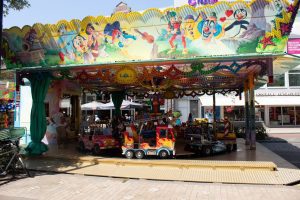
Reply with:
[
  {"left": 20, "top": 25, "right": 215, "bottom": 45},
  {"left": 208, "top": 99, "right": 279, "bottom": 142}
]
[
  {"left": 101, "top": 100, "right": 143, "bottom": 110},
  {"left": 81, "top": 101, "right": 104, "bottom": 110}
]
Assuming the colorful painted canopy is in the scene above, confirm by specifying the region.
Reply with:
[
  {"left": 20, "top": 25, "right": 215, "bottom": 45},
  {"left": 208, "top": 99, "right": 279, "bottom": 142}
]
[{"left": 2, "top": 0, "right": 299, "bottom": 71}]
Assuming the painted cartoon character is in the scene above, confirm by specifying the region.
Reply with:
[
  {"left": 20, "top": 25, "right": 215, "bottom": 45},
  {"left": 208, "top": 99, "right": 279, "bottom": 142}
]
[
  {"left": 166, "top": 11, "right": 188, "bottom": 55},
  {"left": 72, "top": 35, "right": 94, "bottom": 64},
  {"left": 57, "top": 24, "right": 76, "bottom": 64},
  {"left": 183, "top": 14, "right": 202, "bottom": 40},
  {"left": 86, "top": 23, "right": 104, "bottom": 61},
  {"left": 197, "top": 12, "right": 224, "bottom": 42},
  {"left": 104, "top": 21, "right": 136, "bottom": 48},
  {"left": 23, "top": 29, "right": 45, "bottom": 51},
  {"left": 274, "top": 0, "right": 284, "bottom": 18},
  {"left": 198, "top": 0, "right": 218, "bottom": 5},
  {"left": 183, "top": 15, "right": 196, "bottom": 40},
  {"left": 271, "top": 0, "right": 284, "bottom": 29},
  {"left": 224, "top": 9, "right": 249, "bottom": 37},
  {"left": 188, "top": 0, "right": 197, "bottom": 7}
]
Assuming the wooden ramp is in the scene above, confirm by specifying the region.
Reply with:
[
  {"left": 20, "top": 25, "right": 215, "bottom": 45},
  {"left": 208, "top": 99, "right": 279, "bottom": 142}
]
[{"left": 25, "top": 156, "right": 300, "bottom": 185}]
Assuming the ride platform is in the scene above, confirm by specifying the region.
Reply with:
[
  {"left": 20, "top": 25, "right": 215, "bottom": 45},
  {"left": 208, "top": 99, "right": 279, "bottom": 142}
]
[{"left": 24, "top": 139, "right": 300, "bottom": 185}]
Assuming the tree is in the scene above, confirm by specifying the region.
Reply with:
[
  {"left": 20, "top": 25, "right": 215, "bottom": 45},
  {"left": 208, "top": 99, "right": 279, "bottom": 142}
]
[
  {"left": 3, "top": 0, "right": 30, "bottom": 16},
  {"left": 1, "top": 0, "right": 30, "bottom": 68}
]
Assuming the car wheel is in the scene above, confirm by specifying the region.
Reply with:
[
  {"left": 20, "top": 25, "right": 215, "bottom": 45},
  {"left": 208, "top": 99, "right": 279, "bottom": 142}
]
[
  {"left": 159, "top": 150, "right": 169, "bottom": 159},
  {"left": 202, "top": 146, "right": 212, "bottom": 156},
  {"left": 125, "top": 150, "right": 134, "bottom": 159},
  {"left": 184, "top": 144, "right": 191, "bottom": 151},
  {"left": 226, "top": 144, "right": 233, "bottom": 152},
  {"left": 232, "top": 144, "right": 237, "bottom": 151},
  {"left": 135, "top": 150, "right": 145, "bottom": 159},
  {"left": 93, "top": 145, "right": 101, "bottom": 155}
]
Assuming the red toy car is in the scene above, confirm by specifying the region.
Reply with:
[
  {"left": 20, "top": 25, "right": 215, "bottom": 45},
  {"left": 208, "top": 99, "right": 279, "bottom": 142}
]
[{"left": 78, "top": 126, "right": 120, "bottom": 155}]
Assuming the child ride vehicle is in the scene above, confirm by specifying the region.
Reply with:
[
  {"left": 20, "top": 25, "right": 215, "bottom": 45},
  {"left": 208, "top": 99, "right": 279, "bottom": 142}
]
[
  {"left": 184, "top": 123, "right": 227, "bottom": 156},
  {"left": 215, "top": 119, "right": 237, "bottom": 152},
  {"left": 78, "top": 125, "right": 120, "bottom": 155},
  {"left": 122, "top": 125, "right": 175, "bottom": 159}
]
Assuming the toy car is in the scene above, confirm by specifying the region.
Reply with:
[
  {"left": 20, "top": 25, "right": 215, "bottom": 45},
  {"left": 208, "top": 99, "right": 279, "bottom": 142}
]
[
  {"left": 78, "top": 126, "right": 120, "bottom": 155},
  {"left": 215, "top": 122, "right": 237, "bottom": 152},
  {"left": 122, "top": 125, "right": 175, "bottom": 159}
]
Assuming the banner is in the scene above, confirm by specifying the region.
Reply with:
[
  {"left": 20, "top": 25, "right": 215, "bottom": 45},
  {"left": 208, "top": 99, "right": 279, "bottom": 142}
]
[
  {"left": 2, "top": 0, "right": 298, "bottom": 70},
  {"left": 287, "top": 38, "right": 300, "bottom": 54}
]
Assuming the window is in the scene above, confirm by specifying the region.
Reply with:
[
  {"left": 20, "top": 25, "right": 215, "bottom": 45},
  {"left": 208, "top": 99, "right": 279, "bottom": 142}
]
[
  {"left": 269, "top": 107, "right": 281, "bottom": 126},
  {"left": 289, "top": 70, "right": 300, "bottom": 87},
  {"left": 281, "top": 107, "right": 295, "bottom": 125},
  {"left": 159, "top": 129, "right": 167, "bottom": 138},
  {"left": 86, "top": 95, "right": 96, "bottom": 102},
  {"left": 267, "top": 74, "right": 285, "bottom": 87},
  {"left": 269, "top": 106, "right": 297, "bottom": 126},
  {"left": 296, "top": 107, "right": 300, "bottom": 125}
]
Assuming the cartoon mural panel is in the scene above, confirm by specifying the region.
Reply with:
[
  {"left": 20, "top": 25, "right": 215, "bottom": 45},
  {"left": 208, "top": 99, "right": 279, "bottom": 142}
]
[{"left": 2, "top": 0, "right": 299, "bottom": 70}]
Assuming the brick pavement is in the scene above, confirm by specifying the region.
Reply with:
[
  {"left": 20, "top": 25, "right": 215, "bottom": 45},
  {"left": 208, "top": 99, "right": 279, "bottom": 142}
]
[{"left": 0, "top": 173, "right": 300, "bottom": 200}]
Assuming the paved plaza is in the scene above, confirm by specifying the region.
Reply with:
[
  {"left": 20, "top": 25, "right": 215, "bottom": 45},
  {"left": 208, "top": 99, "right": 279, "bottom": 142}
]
[
  {"left": 260, "top": 133, "right": 300, "bottom": 168},
  {"left": 0, "top": 173, "right": 300, "bottom": 200}
]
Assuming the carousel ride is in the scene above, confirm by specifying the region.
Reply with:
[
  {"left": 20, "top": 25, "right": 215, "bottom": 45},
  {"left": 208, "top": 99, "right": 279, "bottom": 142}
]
[{"left": 1, "top": 0, "right": 299, "bottom": 156}]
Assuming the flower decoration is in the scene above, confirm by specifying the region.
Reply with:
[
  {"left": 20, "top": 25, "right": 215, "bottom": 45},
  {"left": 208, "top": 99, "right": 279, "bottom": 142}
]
[{"left": 259, "top": 36, "right": 275, "bottom": 49}]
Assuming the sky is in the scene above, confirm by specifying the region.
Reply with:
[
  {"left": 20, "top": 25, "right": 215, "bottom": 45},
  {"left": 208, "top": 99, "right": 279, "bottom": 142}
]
[{"left": 3, "top": 0, "right": 174, "bottom": 28}]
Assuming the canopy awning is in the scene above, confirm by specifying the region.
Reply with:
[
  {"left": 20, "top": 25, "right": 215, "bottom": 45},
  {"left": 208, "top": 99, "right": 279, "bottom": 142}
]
[
  {"left": 100, "top": 100, "right": 143, "bottom": 110},
  {"left": 200, "top": 95, "right": 244, "bottom": 106},
  {"left": 200, "top": 95, "right": 300, "bottom": 106},
  {"left": 81, "top": 101, "right": 104, "bottom": 110}
]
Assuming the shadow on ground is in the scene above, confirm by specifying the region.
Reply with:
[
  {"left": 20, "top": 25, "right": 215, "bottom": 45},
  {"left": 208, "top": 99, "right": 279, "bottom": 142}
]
[{"left": 259, "top": 137, "right": 300, "bottom": 168}]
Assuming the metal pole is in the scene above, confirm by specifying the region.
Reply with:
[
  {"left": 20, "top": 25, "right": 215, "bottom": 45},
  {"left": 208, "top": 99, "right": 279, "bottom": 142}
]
[
  {"left": 13, "top": 72, "right": 17, "bottom": 127},
  {"left": 213, "top": 92, "right": 216, "bottom": 122},
  {"left": 249, "top": 86, "right": 256, "bottom": 150},
  {"left": 244, "top": 89, "right": 250, "bottom": 145},
  {"left": 213, "top": 92, "right": 216, "bottom": 135},
  {"left": 249, "top": 74, "right": 256, "bottom": 150}
]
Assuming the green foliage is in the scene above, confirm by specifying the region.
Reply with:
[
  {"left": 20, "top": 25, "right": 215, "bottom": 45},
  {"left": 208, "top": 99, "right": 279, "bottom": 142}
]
[
  {"left": 3, "top": 0, "right": 30, "bottom": 16},
  {"left": 46, "top": 49, "right": 60, "bottom": 55},
  {"left": 44, "top": 55, "right": 60, "bottom": 66},
  {"left": 3, "top": 58, "right": 22, "bottom": 69},
  {"left": 158, "top": 49, "right": 197, "bottom": 58},
  {"left": 234, "top": 126, "right": 268, "bottom": 140},
  {"left": 237, "top": 39, "right": 259, "bottom": 54},
  {"left": 256, "top": 36, "right": 288, "bottom": 53},
  {"left": 173, "top": 111, "right": 182, "bottom": 118}
]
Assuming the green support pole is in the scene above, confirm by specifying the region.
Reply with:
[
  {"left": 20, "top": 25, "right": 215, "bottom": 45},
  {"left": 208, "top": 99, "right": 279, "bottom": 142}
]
[
  {"left": 111, "top": 91, "right": 125, "bottom": 117},
  {"left": 25, "top": 72, "right": 52, "bottom": 155}
]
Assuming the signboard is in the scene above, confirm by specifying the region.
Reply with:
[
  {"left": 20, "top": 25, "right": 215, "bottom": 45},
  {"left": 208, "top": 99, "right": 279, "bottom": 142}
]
[
  {"left": 187, "top": 0, "right": 218, "bottom": 7},
  {"left": 2, "top": 0, "right": 298, "bottom": 70},
  {"left": 287, "top": 38, "right": 300, "bottom": 54}
]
